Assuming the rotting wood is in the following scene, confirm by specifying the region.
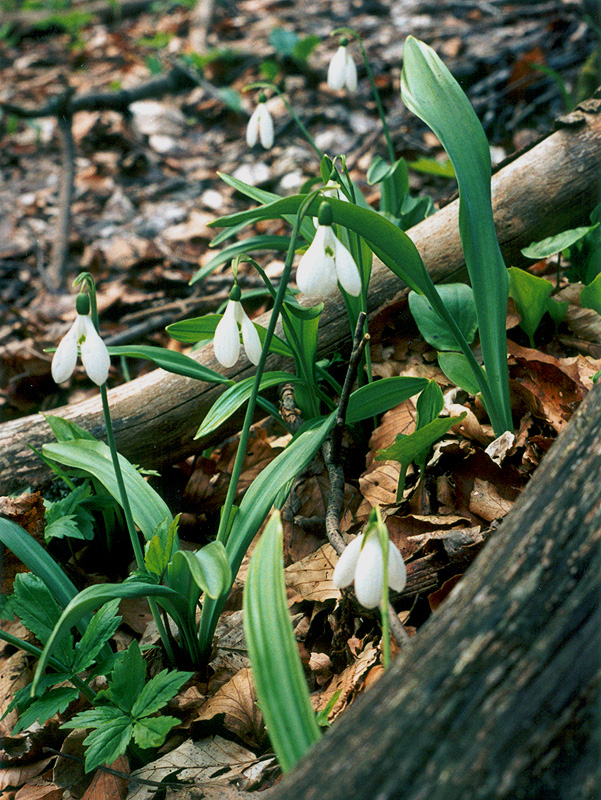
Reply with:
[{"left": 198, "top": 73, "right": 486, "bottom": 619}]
[
  {"left": 1, "top": 105, "right": 601, "bottom": 495},
  {"left": 266, "top": 380, "right": 601, "bottom": 800}
]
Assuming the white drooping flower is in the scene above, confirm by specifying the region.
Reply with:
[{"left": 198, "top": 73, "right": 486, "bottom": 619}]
[
  {"left": 296, "top": 210, "right": 362, "bottom": 301},
  {"left": 246, "top": 96, "right": 274, "bottom": 150},
  {"left": 327, "top": 41, "right": 358, "bottom": 93},
  {"left": 333, "top": 528, "right": 406, "bottom": 609},
  {"left": 214, "top": 296, "right": 262, "bottom": 368},
  {"left": 52, "top": 310, "right": 111, "bottom": 386}
]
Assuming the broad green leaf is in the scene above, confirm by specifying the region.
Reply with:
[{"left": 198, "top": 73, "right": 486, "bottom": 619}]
[
  {"left": 10, "top": 574, "right": 74, "bottom": 665},
  {"left": 44, "top": 415, "right": 96, "bottom": 441},
  {"left": 168, "top": 541, "right": 231, "bottom": 607},
  {"left": 131, "top": 669, "right": 191, "bottom": 718},
  {"left": 145, "top": 516, "right": 180, "bottom": 580},
  {"left": 508, "top": 267, "right": 553, "bottom": 345},
  {"left": 376, "top": 413, "right": 466, "bottom": 466},
  {"left": 13, "top": 687, "right": 79, "bottom": 735},
  {"left": 32, "top": 582, "right": 189, "bottom": 695},
  {"left": 72, "top": 599, "right": 121, "bottom": 674},
  {"left": 409, "top": 284, "right": 478, "bottom": 351},
  {"left": 521, "top": 226, "right": 597, "bottom": 259},
  {"left": 80, "top": 715, "right": 133, "bottom": 773},
  {"left": 415, "top": 380, "right": 444, "bottom": 429},
  {"left": 345, "top": 376, "right": 429, "bottom": 424},
  {"left": 244, "top": 511, "right": 321, "bottom": 772},
  {"left": 408, "top": 157, "right": 455, "bottom": 178},
  {"left": 132, "top": 715, "right": 179, "bottom": 748},
  {"left": 0, "top": 518, "right": 79, "bottom": 613},
  {"left": 195, "top": 372, "right": 302, "bottom": 439},
  {"left": 401, "top": 36, "right": 512, "bottom": 434},
  {"left": 108, "top": 345, "right": 230, "bottom": 385},
  {"left": 43, "top": 440, "right": 172, "bottom": 541},
  {"left": 438, "top": 352, "right": 482, "bottom": 396},
  {"left": 190, "top": 235, "right": 291, "bottom": 285},
  {"left": 580, "top": 272, "right": 601, "bottom": 316}
]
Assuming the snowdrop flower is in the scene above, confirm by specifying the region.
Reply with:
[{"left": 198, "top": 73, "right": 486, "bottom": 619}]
[
  {"left": 246, "top": 93, "right": 274, "bottom": 150},
  {"left": 214, "top": 285, "right": 262, "bottom": 368},
  {"left": 296, "top": 201, "right": 361, "bottom": 301},
  {"left": 333, "top": 528, "right": 406, "bottom": 609},
  {"left": 327, "top": 38, "right": 357, "bottom": 93},
  {"left": 51, "top": 294, "right": 110, "bottom": 386}
]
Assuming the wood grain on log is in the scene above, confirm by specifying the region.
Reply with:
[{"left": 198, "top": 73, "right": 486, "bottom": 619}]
[
  {"left": 1, "top": 106, "right": 600, "bottom": 495},
  {"left": 268, "top": 382, "right": 601, "bottom": 800}
]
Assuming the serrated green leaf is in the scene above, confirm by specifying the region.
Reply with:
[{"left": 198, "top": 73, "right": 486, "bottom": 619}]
[
  {"left": 11, "top": 574, "right": 74, "bottom": 665},
  {"left": 102, "top": 641, "right": 146, "bottom": 714},
  {"left": 345, "top": 376, "right": 429, "bottom": 424},
  {"left": 244, "top": 511, "right": 321, "bottom": 772},
  {"left": 107, "top": 345, "right": 229, "bottom": 384},
  {"left": 195, "top": 372, "right": 302, "bottom": 439},
  {"left": 376, "top": 413, "right": 466, "bottom": 465},
  {"left": 409, "top": 284, "right": 478, "bottom": 351},
  {"left": 42, "top": 440, "right": 172, "bottom": 541},
  {"left": 131, "top": 669, "right": 191, "bottom": 718},
  {"left": 45, "top": 484, "right": 95, "bottom": 542},
  {"left": 132, "top": 715, "right": 179, "bottom": 749},
  {"left": 521, "top": 226, "right": 597, "bottom": 259},
  {"left": 81, "top": 716, "right": 133, "bottom": 772},
  {"left": 72, "top": 599, "right": 121, "bottom": 673},
  {"left": 62, "top": 705, "right": 127, "bottom": 729},
  {"left": 13, "top": 687, "right": 79, "bottom": 734}
]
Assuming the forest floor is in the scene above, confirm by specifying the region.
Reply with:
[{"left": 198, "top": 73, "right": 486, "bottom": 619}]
[{"left": 0, "top": 1, "right": 599, "bottom": 798}]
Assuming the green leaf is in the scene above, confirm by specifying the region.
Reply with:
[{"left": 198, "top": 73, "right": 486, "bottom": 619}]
[
  {"left": 131, "top": 669, "right": 191, "bottom": 718},
  {"left": 195, "top": 372, "right": 302, "bottom": 439},
  {"left": 43, "top": 440, "right": 172, "bottom": 541},
  {"left": 415, "top": 380, "right": 444, "bottom": 429},
  {"left": 437, "top": 352, "right": 482, "bottom": 396},
  {"left": 408, "top": 157, "right": 455, "bottom": 178},
  {"left": 102, "top": 642, "right": 146, "bottom": 713},
  {"left": 269, "top": 27, "right": 298, "bottom": 56},
  {"left": 107, "top": 345, "right": 230, "bottom": 385},
  {"left": 166, "top": 315, "right": 292, "bottom": 359},
  {"left": 376, "top": 413, "right": 466, "bottom": 465},
  {"left": 44, "top": 415, "right": 96, "bottom": 442},
  {"left": 190, "top": 235, "right": 291, "bottom": 285},
  {"left": 409, "top": 284, "right": 478, "bottom": 351},
  {"left": 521, "top": 226, "right": 597, "bottom": 259},
  {"left": 0, "top": 518, "right": 79, "bottom": 613},
  {"left": 508, "top": 267, "right": 553, "bottom": 345},
  {"left": 244, "top": 511, "right": 321, "bottom": 772},
  {"left": 145, "top": 516, "right": 180, "bottom": 580},
  {"left": 13, "top": 687, "right": 79, "bottom": 734},
  {"left": 44, "top": 484, "right": 95, "bottom": 542},
  {"left": 167, "top": 541, "right": 231, "bottom": 605},
  {"left": 11, "top": 574, "right": 74, "bottom": 665},
  {"left": 72, "top": 599, "right": 121, "bottom": 674},
  {"left": 345, "top": 376, "right": 429, "bottom": 424},
  {"left": 132, "top": 715, "right": 179, "bottom": 749},
  {"left": 580, "top": 272, "right": 601, "bottom": 316},
  {"left": 80, "top": 715, "right": 133, "bottom": 772},
  {"left": 401, "top": 36, "right": 512, "bottom": 434}
]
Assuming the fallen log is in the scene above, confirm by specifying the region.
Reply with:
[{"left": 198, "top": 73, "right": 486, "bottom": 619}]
[
  {"left": 1, "top": 102, "right": 600, "bottom": 495},
  {"left": 266, "top": 380, "right": 601, "bottom": 800}
]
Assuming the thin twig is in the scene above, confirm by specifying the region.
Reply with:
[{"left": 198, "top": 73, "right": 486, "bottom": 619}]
[{"left": 46, "top": 102, "right": 75, "bottom": 292}]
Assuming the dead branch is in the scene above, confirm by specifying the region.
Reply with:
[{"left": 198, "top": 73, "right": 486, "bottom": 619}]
[{"left": 1, "top": 102, "right": 600, "bottom": 495}]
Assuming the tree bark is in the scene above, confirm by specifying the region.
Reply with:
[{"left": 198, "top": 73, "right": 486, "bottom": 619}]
[
  {"left": 1, "top": 103, "right": 601, "bottom": 495},
  {"left": 268, "top": 381, "right": 601, "bottom": 800}
]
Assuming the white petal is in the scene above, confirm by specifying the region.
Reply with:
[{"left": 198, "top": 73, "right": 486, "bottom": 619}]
[
  {"left": 327, "top": 47, "right": 347, "bottom": 90},
  {"left": 79, "top": 317, "right": 110, "bottom": 386},
  {"left": 296, "top": 226, "right": 338, "bottom": 300},
  {"left": 354, "top": 534, "right": 384, "bottom": 609},
  {"left": 387, "top": 541, "right": 407, "bottom": 594},
  {"left": 332, "top": 535, "right": 363, "bottom": 588},
  {"left": 333, "top": 236, "right": 362, "bottom": 296},
  {"left": 258, "top": 105, "right": 274, "bottom": 149},
  {"left": 213, "top": 301, "right": 240, "bottom": 367},
  {"left": 344, "top": 51, "right": 358, "bottom": 92},
  {"left": 239, "top": 307, "right": 262, "bottom": 365},
  {"left": 246, "top": 106, "right": 260, "bottom": 147},
  {"left": 51, "top": 324, "right": 78, "bottom": 384}
]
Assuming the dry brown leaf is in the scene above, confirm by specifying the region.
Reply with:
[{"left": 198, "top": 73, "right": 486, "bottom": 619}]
[
  {"left": 162, "top": 210, "right": 215, "bottom": 243},
  {"left": 193, "top": 668, "right": 263, "bottom": 749},
  {"left": 284, "top": 543, "right": 338, "bottom": 603},
  {"left": 358, "top": 461, "right": 402, "bottom": 508},
  {"left": 314, "top": 644, "right": 379, "bottom": 723},
  {"left": 80, "top": 755, "right": 129, "bottom": 800},
  {"left": 0, "top": 758, "right": 54, "bottom": 793},
  {"left": 469, "top": 477, "right": 514, "bottom": 522},
  {"left": 209, "top": 611, "right": 250, "bottom": 692},
  {"left": 367, "top": 400, "right": 417, "bottom": 466},
  {"left": 14, "top": 783, "right": 63, "bottom": 800},
  {"left": 485, "top": 431, "right": 517, "bottom": 465},
  {"left": 0, "top": 636, "right": 32, "bottom": 734}
]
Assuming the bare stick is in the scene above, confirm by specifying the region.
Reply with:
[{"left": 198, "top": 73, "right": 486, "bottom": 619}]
[{"left": 45, "top": 109, "right": 75, "bottom": 292}]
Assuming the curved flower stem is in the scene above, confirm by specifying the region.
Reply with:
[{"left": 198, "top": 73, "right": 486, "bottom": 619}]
[
  {"left": 215, "top": 191, "right": 323, "bottom": 547},
  {"left": 333, "top": 27, "right": 395, "bottom": 163},
  {"left": 74, "top": 272, "right": 177, "bottom": 667},
  {"left": 245, "top": 81, "right": 323, "bottom": 160}
]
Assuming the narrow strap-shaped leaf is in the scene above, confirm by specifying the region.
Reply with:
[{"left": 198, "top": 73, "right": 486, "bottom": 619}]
[
  {"left": 190, "top": 235, "right": 291, "bottom": 285},
  {"left": 244, "top": 511, "right": 321, "bottom": 772},
  {"left": 345, "top": 376, "right": 429, "bottom": 423},
  {"left": 43, "top": 440, "right": 172, "bottom": 540},
  {"left": 107, "top": 345, "right": 231, "bottom": 384}
]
